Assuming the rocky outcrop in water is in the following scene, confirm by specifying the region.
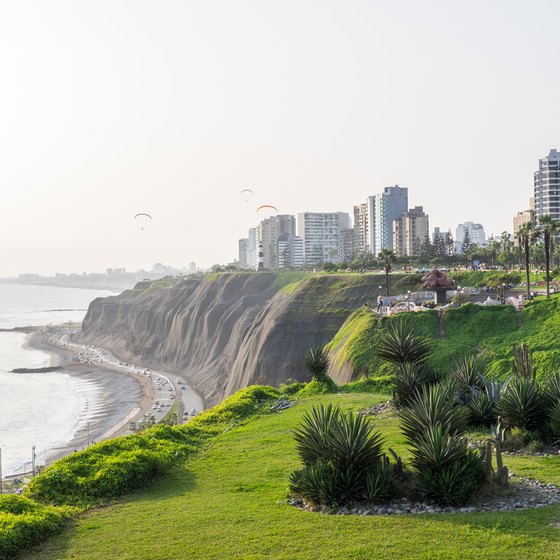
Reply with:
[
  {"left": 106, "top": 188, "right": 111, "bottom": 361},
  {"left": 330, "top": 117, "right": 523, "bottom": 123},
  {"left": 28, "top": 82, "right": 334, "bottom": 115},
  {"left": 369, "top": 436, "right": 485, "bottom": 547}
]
[{"left": 79, "top": 272, "right": 393, "bottom": 405}]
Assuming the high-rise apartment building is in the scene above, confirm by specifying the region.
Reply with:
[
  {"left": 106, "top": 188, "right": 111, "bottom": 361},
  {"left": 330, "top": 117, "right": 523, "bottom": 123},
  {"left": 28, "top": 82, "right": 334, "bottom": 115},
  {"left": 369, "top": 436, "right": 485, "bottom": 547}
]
[
  {"left": 513, "top": 197, "right": 535, "bottom": 235},
  {"left": 246, "top": 228, "right": 257, "bottom": 269},
  {"left": 340, "top": 228, "right": 356, "bottom": 263},
  {"left": 392, "top": 206, "right": 430, "bottom": 257},
  {"left": 353, "top": 203, "right": 369, "bottom": 256},
  {"left": 297, "top": 212, "right": 351, "bottom": 266},
  {"left": 277, "top": 234, "right": 304, "bottom": 269},
  {"left": 455, "top": 222, "right": 486, "bottom": 253},
  {"left": 367, "top": 185, "right": 408, "bottom": 256},
  {"left": 256, "top": 215, "right": 296, "bottom": 269},
  {"left": 238, "top": 238, "right": 248, "bottom": 268},
  {"left": 534, "top": 149, "right": 560, "bottom": 221}
]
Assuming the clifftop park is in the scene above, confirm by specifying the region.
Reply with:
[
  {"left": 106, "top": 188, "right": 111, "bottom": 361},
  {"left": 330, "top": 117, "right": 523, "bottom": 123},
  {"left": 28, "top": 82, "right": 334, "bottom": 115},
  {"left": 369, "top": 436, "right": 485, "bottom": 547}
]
[{"left": 7, "top": 269, "right": 560, "bottom": 560}]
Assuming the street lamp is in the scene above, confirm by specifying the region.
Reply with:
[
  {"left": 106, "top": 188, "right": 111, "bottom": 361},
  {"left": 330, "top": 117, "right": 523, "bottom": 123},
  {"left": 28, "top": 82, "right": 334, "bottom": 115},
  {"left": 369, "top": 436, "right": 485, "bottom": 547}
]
[
  {"left": 502, "top": 283, "right": 507, "bottom": 304},
  {"left": 407, "top": 290, "right": 411, "bottom": 312}
]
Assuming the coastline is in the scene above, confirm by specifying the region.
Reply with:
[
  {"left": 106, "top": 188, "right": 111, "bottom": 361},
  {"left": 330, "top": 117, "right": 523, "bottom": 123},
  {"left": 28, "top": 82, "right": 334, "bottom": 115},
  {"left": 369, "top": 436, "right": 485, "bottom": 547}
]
[{"left": 20, "top": 330, "right": 157, "bottom": 470}]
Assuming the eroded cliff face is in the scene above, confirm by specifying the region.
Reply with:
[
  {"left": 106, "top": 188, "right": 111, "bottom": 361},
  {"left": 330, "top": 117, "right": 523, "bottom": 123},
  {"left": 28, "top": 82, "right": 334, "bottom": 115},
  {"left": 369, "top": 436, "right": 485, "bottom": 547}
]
[{"left": 79, "top": 272, "right": 386, "bottom": 405}]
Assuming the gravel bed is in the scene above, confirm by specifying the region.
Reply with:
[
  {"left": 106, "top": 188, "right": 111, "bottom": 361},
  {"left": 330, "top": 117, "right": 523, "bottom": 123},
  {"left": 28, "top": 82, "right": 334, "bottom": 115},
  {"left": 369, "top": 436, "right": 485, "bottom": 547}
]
[{"left": 289, "top": 476, "right": 560, "bottom": 515}]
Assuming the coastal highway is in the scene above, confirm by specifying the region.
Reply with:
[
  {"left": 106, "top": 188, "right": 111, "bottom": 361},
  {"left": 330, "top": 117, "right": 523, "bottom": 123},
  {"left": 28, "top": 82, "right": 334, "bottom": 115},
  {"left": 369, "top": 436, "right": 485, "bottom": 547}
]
[{"left": 49, "top": 331, "right": 205, "bottom": 429}]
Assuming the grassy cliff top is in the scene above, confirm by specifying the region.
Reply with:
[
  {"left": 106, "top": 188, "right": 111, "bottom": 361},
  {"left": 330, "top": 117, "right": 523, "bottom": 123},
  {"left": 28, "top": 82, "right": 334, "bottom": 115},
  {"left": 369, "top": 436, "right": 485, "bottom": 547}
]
[{"left": 25, "top": 391, "right": 560, "bottom": 560}]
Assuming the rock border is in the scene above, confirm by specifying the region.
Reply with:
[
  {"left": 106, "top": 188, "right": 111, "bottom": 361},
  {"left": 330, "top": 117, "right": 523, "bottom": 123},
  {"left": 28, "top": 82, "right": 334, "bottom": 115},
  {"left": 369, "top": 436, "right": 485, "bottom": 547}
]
[{"left": 289, "top": 477, "right": 560, "bottom": 515}]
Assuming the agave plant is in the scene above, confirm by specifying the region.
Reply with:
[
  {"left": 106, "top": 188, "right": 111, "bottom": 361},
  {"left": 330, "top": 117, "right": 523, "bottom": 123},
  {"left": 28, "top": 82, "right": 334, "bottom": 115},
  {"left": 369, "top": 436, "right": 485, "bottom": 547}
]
[
  {"left": 543, "top": 372, "right": 560, "bottom": 409},
  {"left": 497, "top": 378, "right": 545, "bottom": 431},
  {"left": 373, "top": 319, "right": 431, "bottom": 365},
  {"left": 400, "top": 384, "right": 470, "bottom": 442},
  {"left": 304, "top": 346, "right": 330, "bottom": 382},
  {"left": 361, "top": 463, "right": 395, "bottom": 503},
  {"left": 393, "top": 362, "right": 439, "bottom": 409},
  {"left": 467, "top": 390, "right": 497, "bottom": 426}
]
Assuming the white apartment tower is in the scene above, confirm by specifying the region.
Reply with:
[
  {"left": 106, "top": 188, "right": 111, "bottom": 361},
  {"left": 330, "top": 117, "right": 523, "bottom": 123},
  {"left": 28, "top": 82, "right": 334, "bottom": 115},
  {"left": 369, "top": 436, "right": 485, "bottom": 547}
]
[
  {"left": 297, "top": 212, "right": 351, "bottom": 267},
  {"left": 367, "top": 185, "right": 408, "bottom": 256},
  {"left": 455, "top": 222, "right": 486, "bottom": 253},
  {"left": 534, "top": 149, "right": 560, "bottom": 221},
  {"left": 238, "top": 238, "right": 249, "bottom": 268}
]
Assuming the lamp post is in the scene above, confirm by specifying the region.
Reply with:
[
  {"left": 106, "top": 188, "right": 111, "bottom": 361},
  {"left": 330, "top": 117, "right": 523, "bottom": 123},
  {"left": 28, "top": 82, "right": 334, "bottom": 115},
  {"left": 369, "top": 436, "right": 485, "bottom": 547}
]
[
  {"left": 502, "top": 283, "right": 507, "bottom": 304},
  {"left": 407, "top": 290, "right": 411, "bottom": 312}
]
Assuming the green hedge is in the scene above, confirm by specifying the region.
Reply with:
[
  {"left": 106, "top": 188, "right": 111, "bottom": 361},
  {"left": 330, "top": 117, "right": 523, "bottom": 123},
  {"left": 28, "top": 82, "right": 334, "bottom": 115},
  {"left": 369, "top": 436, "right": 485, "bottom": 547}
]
[{"left": 0, "top": 496, "right": 74, "bottom": 559}]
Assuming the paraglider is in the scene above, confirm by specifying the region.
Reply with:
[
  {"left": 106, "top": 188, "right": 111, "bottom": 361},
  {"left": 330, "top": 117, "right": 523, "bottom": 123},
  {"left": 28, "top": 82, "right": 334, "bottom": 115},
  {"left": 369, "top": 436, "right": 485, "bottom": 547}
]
[
  {"left": 256, "top": 204, "right": 279, "bottom": 214},
  {"left": 240, "top": 188, "right": 254, "bottom": 202},
  {"left": 134, "top": 213, "right": 152, "bottom": 230}
]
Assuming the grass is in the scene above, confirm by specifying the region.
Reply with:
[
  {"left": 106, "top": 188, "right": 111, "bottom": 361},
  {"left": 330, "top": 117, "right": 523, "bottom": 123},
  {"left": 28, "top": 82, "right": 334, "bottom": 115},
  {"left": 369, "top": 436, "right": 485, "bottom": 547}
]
[
  {"left": 23, "top": 392, "right": 560, "bottom": 560},
  {"left": 328, "top": 296, "right": 560, "bottom": 381}
]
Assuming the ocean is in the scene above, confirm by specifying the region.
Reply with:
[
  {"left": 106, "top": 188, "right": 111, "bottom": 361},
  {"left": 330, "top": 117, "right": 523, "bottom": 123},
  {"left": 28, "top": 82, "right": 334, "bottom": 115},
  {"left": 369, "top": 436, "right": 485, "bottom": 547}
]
[{"left": 0, "top": 284, "right": 134, "bottom": 475}]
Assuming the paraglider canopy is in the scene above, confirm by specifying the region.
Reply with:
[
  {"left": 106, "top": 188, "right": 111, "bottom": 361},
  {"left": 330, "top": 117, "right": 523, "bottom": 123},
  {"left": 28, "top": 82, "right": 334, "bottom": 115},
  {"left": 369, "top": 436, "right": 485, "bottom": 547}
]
[
  {"left": 256, "top": 204, "right": 279, "bottom": 214},
  {"left": 240, "top": 188, "right": 254, "bottom": 203},
  {"left": 134, "top": 213, "right": 152, "bottom": 230}
]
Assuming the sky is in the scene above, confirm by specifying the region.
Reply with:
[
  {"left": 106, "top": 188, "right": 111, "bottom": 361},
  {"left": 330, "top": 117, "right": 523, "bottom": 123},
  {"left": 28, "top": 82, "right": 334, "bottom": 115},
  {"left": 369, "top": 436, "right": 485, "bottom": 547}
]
[{"left": 1, "top": 0, "right": 559, "bottom": 276}]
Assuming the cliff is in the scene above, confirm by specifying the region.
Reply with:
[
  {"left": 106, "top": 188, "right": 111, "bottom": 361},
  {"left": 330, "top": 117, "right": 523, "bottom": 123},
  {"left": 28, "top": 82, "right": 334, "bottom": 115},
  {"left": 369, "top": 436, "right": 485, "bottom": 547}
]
[{"left": 79, "top": 272, "right": 419, "bottom": 405}]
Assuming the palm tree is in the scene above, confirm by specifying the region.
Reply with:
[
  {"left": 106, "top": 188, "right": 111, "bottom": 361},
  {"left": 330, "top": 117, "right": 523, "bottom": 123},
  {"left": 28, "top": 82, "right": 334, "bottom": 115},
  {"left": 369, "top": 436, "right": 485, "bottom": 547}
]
[
  {"left": 378, "top": 248, "right": 396, "bottom": 296},
  {"left": 535, "top": 215, "right": 559, "bottom": 298},
  {"left": 515, "top": 222, "right": 536, "bottom": 300}
]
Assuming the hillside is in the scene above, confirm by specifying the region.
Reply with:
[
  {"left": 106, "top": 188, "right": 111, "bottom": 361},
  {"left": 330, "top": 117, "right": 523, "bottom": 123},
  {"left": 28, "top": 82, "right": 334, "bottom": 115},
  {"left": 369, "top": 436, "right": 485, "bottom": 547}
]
[
  {"left": 80, "top": 272, "right": 423, "bottom": 405},
  {"left": 23, "top": 391, "right": 560, "bottom": 560},
  {"left": 327, "top": 296, "right": 560, "bottom": 383}
]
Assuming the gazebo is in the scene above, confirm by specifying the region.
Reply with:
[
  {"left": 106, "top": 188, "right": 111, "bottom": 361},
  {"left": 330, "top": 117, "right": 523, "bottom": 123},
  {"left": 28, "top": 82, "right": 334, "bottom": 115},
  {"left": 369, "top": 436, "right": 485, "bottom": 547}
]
[{"left": 422, "top": 268, "right": 455, "bottom": 305}]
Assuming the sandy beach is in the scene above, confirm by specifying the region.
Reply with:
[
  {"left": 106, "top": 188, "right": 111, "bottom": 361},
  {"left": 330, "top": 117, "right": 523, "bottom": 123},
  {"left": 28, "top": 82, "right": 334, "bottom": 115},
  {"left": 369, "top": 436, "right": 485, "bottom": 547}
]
[{"left": 23, "top": 330, "right": 157, "bottom": 468}]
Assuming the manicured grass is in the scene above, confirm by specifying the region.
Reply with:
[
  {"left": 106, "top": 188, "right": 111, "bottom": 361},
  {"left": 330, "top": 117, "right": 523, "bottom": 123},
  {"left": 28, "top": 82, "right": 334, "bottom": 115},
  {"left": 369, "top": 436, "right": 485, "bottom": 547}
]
[{"left": 23, "top": 393, "right": 560, "bottom": 560}]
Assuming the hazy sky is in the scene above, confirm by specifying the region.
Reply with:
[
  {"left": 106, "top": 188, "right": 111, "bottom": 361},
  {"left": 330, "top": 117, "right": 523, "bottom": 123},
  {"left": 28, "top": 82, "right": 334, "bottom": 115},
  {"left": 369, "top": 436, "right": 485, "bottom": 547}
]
[{"left": 1, "top": 0, "right": 558, "bottom": 275}]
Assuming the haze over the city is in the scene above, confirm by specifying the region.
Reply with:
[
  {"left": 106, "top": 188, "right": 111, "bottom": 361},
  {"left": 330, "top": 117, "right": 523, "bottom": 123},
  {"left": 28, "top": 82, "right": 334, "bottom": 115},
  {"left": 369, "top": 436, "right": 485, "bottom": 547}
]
[{"left": 1, "top": 0, "right": 558, "bottom": 276}]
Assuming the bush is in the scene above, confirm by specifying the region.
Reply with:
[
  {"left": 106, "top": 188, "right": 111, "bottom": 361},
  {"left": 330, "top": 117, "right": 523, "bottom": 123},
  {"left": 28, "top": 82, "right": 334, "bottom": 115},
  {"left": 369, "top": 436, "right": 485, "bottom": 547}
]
[
  {"left": 393, "top": 362, "right": 439, "bottom": 409},
  {"left": 400, "top": 384, "right": 469, "bottom": 442},
  {"left": 450, "top": 355, "right": 485, "bottom": 393},
  {"left": 497, "top": 378, "right": 545, "bottom": 432},
  {"left": 362, "top": 463, "right": 395, "bottom": 503},
  {"left": 549, "top": 401, "right": 560, "bottom": 436},
  {"left": 409, "top": 426, "right": 467, "bottom": 472},
  {"left": 290, "top": 405, "right": 392, "bottom": 507},
  {"left": 373, "top": 319, "right": 431, "bottom": 365},
  {"left": 0, "top": 501, "right": 74, "bottom": 560},
  {"left": 467, "top": 391, "right": 497, "bottom": 427},
  {"left": 414, "top": 449, "right": 485, "bottom": 506}
]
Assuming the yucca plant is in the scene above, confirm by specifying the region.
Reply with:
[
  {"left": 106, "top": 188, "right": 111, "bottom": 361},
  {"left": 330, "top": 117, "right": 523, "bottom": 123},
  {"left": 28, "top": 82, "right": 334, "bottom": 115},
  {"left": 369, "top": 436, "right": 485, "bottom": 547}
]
[
  {"left": 361, "top": 463, "right": 395, "bottom": 503},
  {"left": 543, "top": 372, "right": 560, "bottom": 409},
  {"left": 497, "top": 378, "right": 545, "bottom": 432},
  {"left": 290, "top": 461, "right": 341, "bottom": 506},
  {"left": 373, "top": 319, "right": 431, "bottom": 365},
  {"left": 467, "top": 390, "right": 497, "bottom": 426},
  {"left": 409, "top": 426, "right": 467, "bottom": 472},
  {"left": 400, "top": 384, "right": 470, "bottom": 442},
  {"left": 327, "top": 411, "right": 385, "bottom": 473},
  {"left": 415, "top": 449, "right": 484, "bottom": 506},
  {"left": 550, "top": 401, "right": 560, "bottom": 436},
  {"left": 293, "top": 404, "right": 340, "bottom": 466},
  {"left": 304, "top": 346, "right": 331, "bottom": 382},
  {"left": 450, "top": 355, "right": 485, "bottom": 393},
  {"left": 393, "top": 362, "right": 438, "bottom": 409}
]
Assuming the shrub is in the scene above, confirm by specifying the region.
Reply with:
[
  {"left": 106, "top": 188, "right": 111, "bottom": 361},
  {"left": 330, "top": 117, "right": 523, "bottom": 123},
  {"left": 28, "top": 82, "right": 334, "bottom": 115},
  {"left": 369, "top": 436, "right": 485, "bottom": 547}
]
[
  {"left": 400, "top": 384, "right": 470, "bottom": 442},
  {"left": 393, "top": 362, "right": 439, "bottom": 409},
  {"left": 373, "top": 319, "right": 431, "bottom": 365},
  {"left": 414, "top": 449, "right": 485, "bottom": 506},
  {"left": 362, "top": 463, "right": 395, "bottom": 503},
  {"left": 467, "top": 391, "right": 497, "bottom": 427},
  {"left": 497, "top": 378, "right": 545, "bottom": 432},
  {"left": 409, "top": 426, "right": 467, "bottom": 472},
  {"left": 549, "top": 401, "right": 560, "bottom": 436},
  {"left": 290, "top": 405, "right": 391, "bottom": 507},
  {"left": 304, "top": 346, "right": 331, "bottom": 382},
  {"left": 450, "top": 355, "right": 485, "bottom": 393},
  {"left": 502, "top": 427, "right": 526, "bottom": 452}
]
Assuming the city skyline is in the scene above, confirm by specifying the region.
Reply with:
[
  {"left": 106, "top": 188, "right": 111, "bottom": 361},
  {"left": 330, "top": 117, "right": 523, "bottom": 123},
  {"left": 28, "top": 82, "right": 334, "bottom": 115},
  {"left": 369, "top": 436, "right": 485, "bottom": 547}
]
[{"left": 2, "top": 1, "right": 559, "bottom": 275}]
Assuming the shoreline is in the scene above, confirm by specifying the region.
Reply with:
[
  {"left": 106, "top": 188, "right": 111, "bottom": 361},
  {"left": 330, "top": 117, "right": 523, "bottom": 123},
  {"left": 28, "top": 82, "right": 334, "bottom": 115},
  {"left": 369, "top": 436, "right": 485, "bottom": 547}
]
[{"left": 20, "top": 330, "right": 157, "bottom": 471}]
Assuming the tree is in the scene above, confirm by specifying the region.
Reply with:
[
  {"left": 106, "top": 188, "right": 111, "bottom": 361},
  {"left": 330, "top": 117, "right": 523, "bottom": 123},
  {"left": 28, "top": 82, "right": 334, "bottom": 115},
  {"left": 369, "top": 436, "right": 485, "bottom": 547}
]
[
  {"left": 535, "top": 215, "right": 560, "bottom": 298},
  {"left": 378, "top": 248, "right": 397, "bottom": 296},
  {"left": 444, "top": 231, "right": 455, "bottom": 263},
  {"left": 515, "top": 223, "right": 536, "bottom": 300},
  {"left": 461, "top": 230, "right": 473, "bottom": 262}
]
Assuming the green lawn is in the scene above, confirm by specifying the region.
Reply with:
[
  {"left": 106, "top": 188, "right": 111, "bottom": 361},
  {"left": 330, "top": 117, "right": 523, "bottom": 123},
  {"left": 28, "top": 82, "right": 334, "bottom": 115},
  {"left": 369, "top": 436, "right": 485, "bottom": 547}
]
[{"left": 24, "top": 393, "right": 560, "bottom": 560}]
